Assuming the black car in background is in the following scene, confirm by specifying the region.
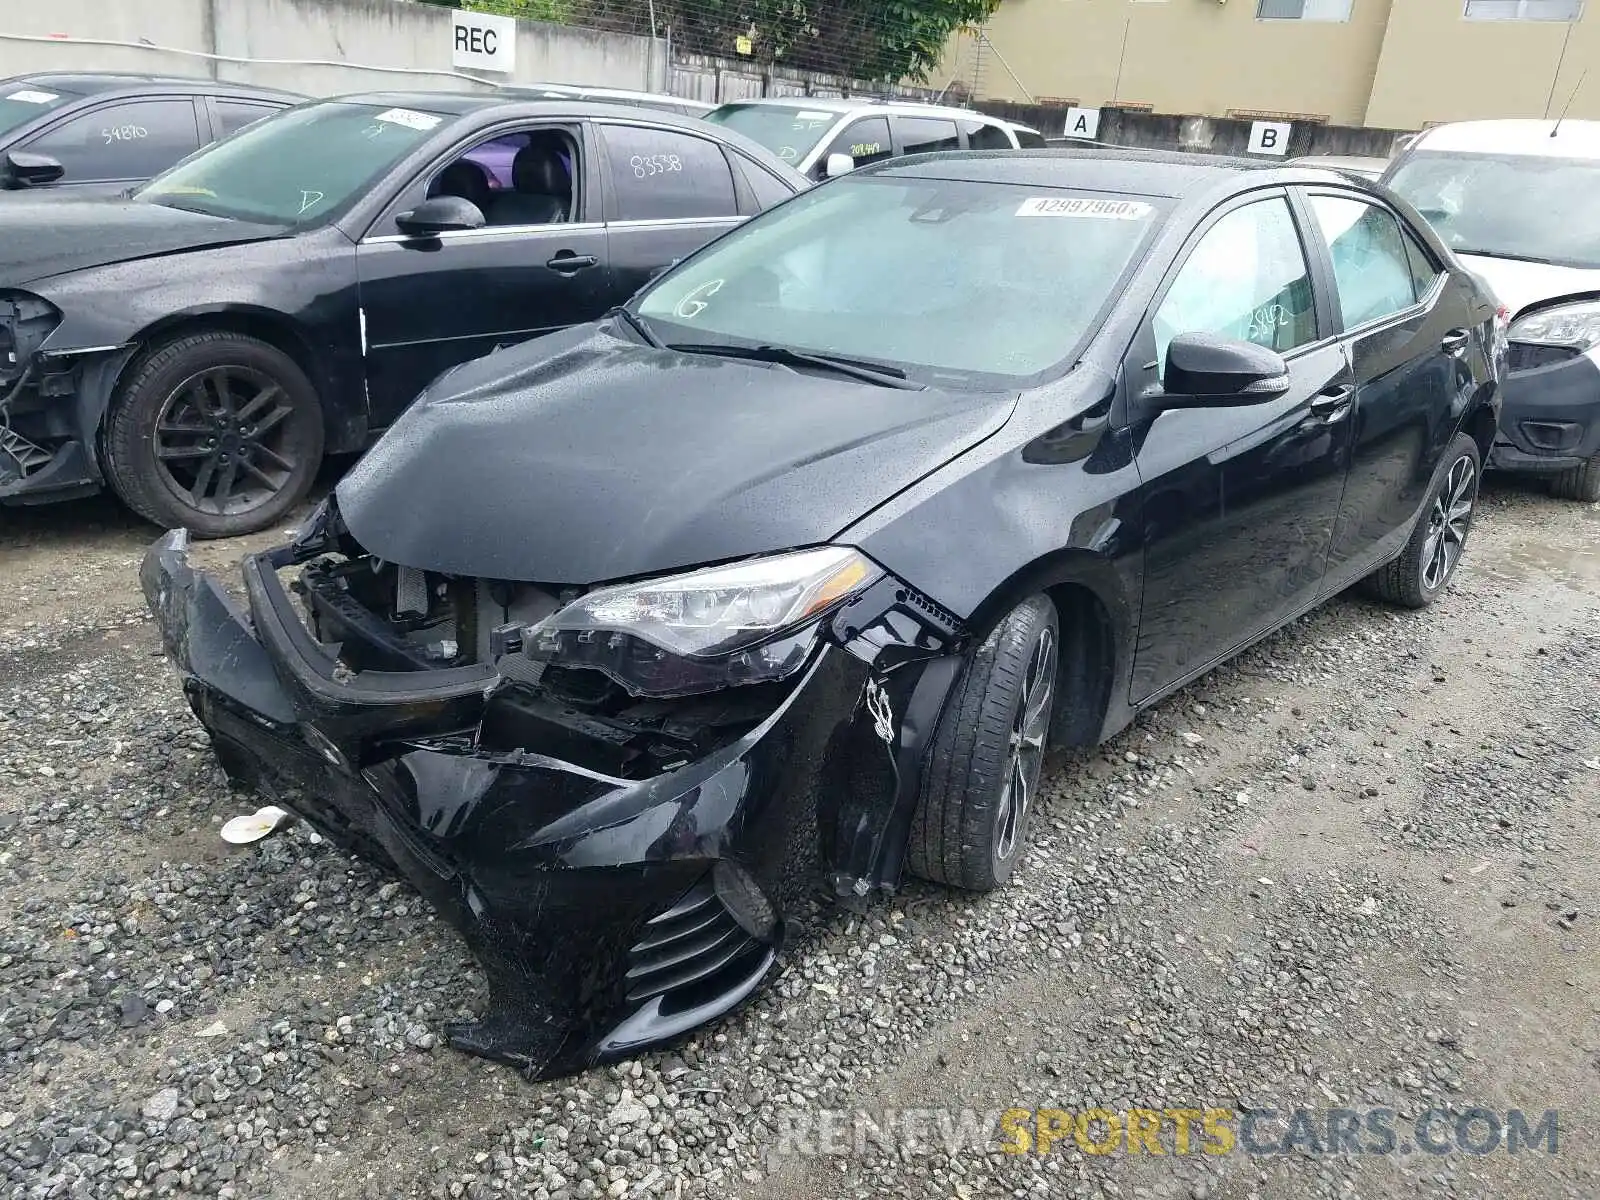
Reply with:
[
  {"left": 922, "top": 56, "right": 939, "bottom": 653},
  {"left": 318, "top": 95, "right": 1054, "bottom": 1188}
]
[
  {"left": 0, "top": 73, "right": 299, "bottom": 195},
  {"left": 0, "top": 92, "right": 805, "bottom": 534},
  {"left": 144, "top": 150, "right": 1500, "bottom": 1080}
]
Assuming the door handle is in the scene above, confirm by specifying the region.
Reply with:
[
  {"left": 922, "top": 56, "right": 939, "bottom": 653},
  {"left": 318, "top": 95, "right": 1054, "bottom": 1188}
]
[
  {"left": 1441, "top": 328, "right": 1470, "bottom": 355},
  {"left": 1310, "top": 385, "right": 1354, "bottom": 419},
  {"left": 547, "top": 252, "right": 599, "bottom": 273}
]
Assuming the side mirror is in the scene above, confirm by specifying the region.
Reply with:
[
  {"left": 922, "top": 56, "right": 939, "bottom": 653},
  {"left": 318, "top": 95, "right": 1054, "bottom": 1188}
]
[
  {"left": 823, "top": 152, "right": 856, "bottom": 179},
  {"left": 394, "top": 195, "right": 486, "bottom": 237},
  {"left": 4, "top": 150, "right": 65, "bottom": 189},
  {"left": 1155, "top": 333, "right": 1290, "bottom": 407}
]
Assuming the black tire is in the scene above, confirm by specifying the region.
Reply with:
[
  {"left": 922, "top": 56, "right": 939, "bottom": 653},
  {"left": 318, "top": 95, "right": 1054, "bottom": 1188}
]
[
  {"left": 1548, "top": 453, "right": 1600, "bottom": 502},
  {"left": 907, "top": 594, "right": 1059, "bottom": 891},
  {"left": 102, "top": 331, "right": 324, "bottom": 538},
  {"left": 1361, "top": 432, "right": 1481, "bottom": 609}
]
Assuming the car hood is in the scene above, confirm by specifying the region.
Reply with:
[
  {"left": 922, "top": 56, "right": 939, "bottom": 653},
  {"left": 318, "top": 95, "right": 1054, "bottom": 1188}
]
[
  {"left": 1458, "top": 253, "right": 1600, "bottom": 319},
  {"left": 0, "top": 194, "right": 283, "bottom": 285},
  {"left": 336, "top": 325, "right": 1017, "bottom": 584}
]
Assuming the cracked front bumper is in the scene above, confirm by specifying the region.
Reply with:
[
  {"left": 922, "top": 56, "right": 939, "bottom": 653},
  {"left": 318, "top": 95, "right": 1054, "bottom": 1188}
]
[{"left": 140, "top": 530, "right": 958, "bottom": 1078}]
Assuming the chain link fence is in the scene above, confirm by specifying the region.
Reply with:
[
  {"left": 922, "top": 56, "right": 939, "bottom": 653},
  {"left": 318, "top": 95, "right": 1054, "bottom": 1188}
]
[{"left": 420, "top": 0, "right": 991, "bottom": 99}]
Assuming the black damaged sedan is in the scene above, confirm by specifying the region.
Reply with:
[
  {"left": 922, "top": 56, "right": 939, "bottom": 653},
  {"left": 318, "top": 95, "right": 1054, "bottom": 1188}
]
[{"left": 143, "top": 150, "right": 1500, "bottom": 1079}]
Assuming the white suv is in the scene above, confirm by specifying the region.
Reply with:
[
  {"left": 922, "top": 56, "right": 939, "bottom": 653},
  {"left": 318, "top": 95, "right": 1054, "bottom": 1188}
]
[
  {"left": 1383, "top": 119, "right": 1600, "bottom": 500},
  {"left": 704, "top": 98, "right": 1044, "bottom": 182}
]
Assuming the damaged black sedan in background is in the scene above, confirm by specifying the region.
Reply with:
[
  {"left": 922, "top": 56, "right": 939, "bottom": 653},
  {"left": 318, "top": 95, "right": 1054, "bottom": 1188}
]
[{"left": 143, "top": 150, "right": 1500, "bottom": 1079}]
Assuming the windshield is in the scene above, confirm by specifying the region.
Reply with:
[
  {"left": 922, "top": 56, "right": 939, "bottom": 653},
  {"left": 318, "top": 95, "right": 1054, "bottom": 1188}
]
[
  {"left": 633, "top": 176, "right": 1164, "bottom": 388},
  {"left": 703, "top": 103, "right": 840, "bottom": 165},
  {"left": 0, "top": 83, "right": 77, "bottom": 139},
  {"left": 1386, "top": 149, "right": 1600, "bottom": 268},
  {"left": 137, "top": 100, "right": 449, "bottom": 226}
]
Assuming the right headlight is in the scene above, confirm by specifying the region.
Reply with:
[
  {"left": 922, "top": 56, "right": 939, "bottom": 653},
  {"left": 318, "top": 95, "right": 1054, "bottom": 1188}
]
[
  {"left": 523, "top": 545, "right": 883, "bottom": 698},
  {"left": 1508, "top": 300, "right": 1600, "bottom": 352}
]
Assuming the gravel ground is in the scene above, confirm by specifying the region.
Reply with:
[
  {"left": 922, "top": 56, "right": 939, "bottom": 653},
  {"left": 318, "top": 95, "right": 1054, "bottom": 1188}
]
[{"left": 1, "top": 481, "right": 1596, "bottom": 1200}]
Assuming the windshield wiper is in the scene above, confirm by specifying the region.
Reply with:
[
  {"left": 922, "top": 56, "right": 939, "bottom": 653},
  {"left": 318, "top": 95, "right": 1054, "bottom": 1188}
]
[
  {"left": 608, "top": 307, "right": 661, "bottom": 348},
  {"left": 665, "top": 342, "right": 925, "bottom": 389}
]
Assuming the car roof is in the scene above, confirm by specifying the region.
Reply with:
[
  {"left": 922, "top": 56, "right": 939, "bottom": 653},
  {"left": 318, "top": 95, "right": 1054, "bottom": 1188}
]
[
  {"left": 2, "top": 72, "right": 300, "bottom": 100},
  {"left": 319, "top": 91, "right": 724, "bottom": 123},
  {"left": 867, "top": 147, "right": 1287, "bottom": 198},
  {"left": 710, "top": 96, "right": 1009, "bottom": 123},
  {"left": 1410, "top": 118, "right": 1600, "bottom": 159},
  {"left": 501, "top": 83, "right": 713, "bottom": 109}
]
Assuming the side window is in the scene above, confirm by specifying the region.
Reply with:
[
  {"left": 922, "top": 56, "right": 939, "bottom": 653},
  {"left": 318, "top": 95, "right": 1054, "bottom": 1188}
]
[
  {"left": 601, "top": 124, "right": 737, "bottom": 221},
  {"left": 1308, "top": 194, "right": 1419, "bottom": 328},
  {"left": 895, "top": 116, "right": 960, "bottom": 156},
  {"left": 420, "top": 126, "right": 581, "bottom": 229},
  {"left": 214, "top": 100, "right": 279, "bottom": 140},
  {"left": 1402, "top": 227, "right": 1442, "bottom": 300},
  {"left": 1154, "top": 197, "right": 1317, "bottom": 375},
  {"left": 24, "top": 99, "right": 202, "bottom": 183},
  {"left": 733, "top": 154, "right": 795, "bottom": 211},
  {"left": 820, "top": 116, "right": 892, "bottom": 175},
  {"left": 963, "top": 121, "right": 1013, "bottom": 151}
]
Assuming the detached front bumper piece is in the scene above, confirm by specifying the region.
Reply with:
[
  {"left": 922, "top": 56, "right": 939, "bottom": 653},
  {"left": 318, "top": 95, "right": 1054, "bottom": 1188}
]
[
  {"left": 141, "top": 529, "right": 964, "bottom": 1079},
  {"left": 1490, "top": 343, "right": 1600, "bottom": 473}
]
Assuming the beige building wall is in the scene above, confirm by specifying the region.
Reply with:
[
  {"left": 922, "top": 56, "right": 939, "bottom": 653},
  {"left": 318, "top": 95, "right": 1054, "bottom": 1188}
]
[
  {"left": 939, "top": 0, "right": 1395, "bottom": 127},
  {"left": 1365, "top": 2, "right": 1600, "bottom": 128}
]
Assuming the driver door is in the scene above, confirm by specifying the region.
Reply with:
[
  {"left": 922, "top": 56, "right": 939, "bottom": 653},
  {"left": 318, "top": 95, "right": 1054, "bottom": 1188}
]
[
  {"left": 1128, "top": 190, "right": 1355, "bottom": 702},
  {"left": 356, "top": 120, "right": 610, "bottom": 431}
]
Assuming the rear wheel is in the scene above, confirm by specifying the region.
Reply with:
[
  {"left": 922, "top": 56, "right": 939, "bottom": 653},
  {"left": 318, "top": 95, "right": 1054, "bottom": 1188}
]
[
  {"left": 102, "top": 331, "right": 323, "bottom": 538},
  {"left": 908, "top": 594, "right": 1058, "bottom": 892},
  {"left": 1548, "top": 452, "right": 1600, "bottom": 502},
  {"left": 1361, "top": 432, "right": 1480, "bottom": 609}
]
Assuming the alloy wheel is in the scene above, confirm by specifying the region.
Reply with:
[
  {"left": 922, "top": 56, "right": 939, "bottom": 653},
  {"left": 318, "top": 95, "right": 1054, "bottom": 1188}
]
[
  {"left": 1421, "top": 454, "right": 1477, "bottom": 592},
  {"left": 994, "top": 625, "right": 1057, "bottom": 866},
  {"left": 152, "top": 366, "right": 301, "bottom": 517}
]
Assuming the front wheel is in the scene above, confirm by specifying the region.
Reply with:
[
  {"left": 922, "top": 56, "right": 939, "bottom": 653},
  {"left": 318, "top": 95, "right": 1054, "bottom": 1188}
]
[
  {"left": 1361, "top": 432, "right": 1481, "bottom": 609},
  {"left": 102, "top": 331, "right": 324, "bottom": 538},
  {"left": 907, "top": 594, "right": 1059, "bottom": 892}
]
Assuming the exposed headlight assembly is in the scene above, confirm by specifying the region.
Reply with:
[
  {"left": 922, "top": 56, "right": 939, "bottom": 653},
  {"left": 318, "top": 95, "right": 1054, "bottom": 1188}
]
[
  {"left": 525, "top": 546, "right": 883, "bottom": 698},
  {"left": 1508, "top": 300, "right": 1600, "bottom": 352}
]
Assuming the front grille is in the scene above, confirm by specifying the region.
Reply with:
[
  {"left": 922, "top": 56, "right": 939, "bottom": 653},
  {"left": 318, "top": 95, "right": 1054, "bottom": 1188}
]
[
  {"left": 625, "top": 879, "right": 764, "bottom": 1007},
  {"left": 1508, "top": 342, "right": 1579, "bottom": 373}
]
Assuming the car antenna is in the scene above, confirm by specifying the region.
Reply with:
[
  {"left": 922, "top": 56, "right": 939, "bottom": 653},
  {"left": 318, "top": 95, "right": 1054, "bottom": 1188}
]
[{"left": 1551, "top": 68, "right": 1587, "bottom": 138}]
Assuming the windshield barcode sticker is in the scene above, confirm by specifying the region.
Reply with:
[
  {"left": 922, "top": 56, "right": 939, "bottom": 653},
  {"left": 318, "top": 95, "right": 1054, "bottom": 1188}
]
[
  {"left": 374, "top": 107, "right": 442, "bottom": 131},
  {"left": 7, "top": 89, "right": 60, "bottom": 105},
  {"left": 1016, "top": 197, "right": 1152, "bottom": 219}
]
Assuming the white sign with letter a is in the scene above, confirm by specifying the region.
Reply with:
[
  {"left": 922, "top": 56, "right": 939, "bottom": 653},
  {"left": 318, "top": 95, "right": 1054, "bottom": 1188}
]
[{"left": 1063, "top": 106, "right": 1101, "bottom": 140}]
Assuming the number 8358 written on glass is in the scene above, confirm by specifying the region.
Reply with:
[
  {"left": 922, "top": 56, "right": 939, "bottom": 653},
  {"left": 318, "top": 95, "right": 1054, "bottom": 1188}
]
[{"left": 630, "top": 153, "right": 682, "bottom": 178}]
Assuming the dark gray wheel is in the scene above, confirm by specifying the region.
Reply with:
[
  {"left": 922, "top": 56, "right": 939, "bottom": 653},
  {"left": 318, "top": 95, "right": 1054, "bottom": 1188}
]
[
  {"left": 908, "top": 594, "right": 1058, "bottom": 891},
  {"left": 103, "top": 331, "right": 323, "bottom": 538},
  {"left": 1549, "top": 452, "right": 1600, "bottom": 502},
  {"left": 1361, "top": 432, "right": 1480, "bottom": 609}
]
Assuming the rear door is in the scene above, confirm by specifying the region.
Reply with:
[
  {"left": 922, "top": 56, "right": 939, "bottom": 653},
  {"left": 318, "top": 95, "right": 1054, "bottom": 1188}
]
[
  {"left": 357, "top": 119, "right": 609, "bottom": 429},
  {"left": 597, "top": 118, "right": 747, "bottom": 306},
  {"left": 1128, "top": 190, "right": 1355, "bottom": 701},
  {"left": 1301, "top": 189, "right": 1476, "bottom": 579},
  {"left": 15, "top": 95, "right": 204, "bottom": 193}
]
